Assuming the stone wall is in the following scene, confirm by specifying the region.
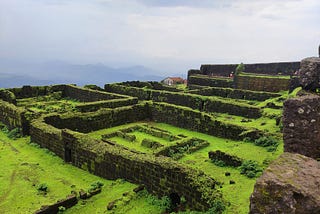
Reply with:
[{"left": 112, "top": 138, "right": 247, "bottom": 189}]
[
  {"left": 187, "top": 75, "right": 234, "bottom": 88},
  {"left": 29, "top": 117, "right": 221, "bottom": 211},
  {"left": 61, "top": 85, "right": 127, "bottom": 102},
  {"left": 188, "top": 87, "right": 280, "bottom": 101},
  {"left": 45, "top": 103, "right": 151, "bottom": 133},
  {"left": 234, "top": 75, "right": 290, "bottom": 92},
  {"left": 30, "top": 117, "right": 63, "bottom": 157},
  {"left": 63, "top": 130, "right": 220, "bottom": 211},
  {"left": 151, "top": 102, "right": 262, "bottom": 141},
  {"left": 199, "top": 62, "right": 300, "bottom": 77},
  {"left": 105, "top": 84, "right": 262, "bottom": 118},
  {"left": 0, "top": 100, "right": 28, "bottom": 133},
  {"left": 283, "top": 94, "right": 320, "bottom": 159}
]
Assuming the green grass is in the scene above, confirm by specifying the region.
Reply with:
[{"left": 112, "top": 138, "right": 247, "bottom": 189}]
[{"left": 0, "top": 131, "right": 162, "bottom": 213}]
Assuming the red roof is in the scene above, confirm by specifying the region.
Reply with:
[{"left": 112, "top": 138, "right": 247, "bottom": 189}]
[{"left": 168, "top": 77, "right": 184, "bottom": 82}]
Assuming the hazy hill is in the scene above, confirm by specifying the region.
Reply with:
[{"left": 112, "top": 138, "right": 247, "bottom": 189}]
[{"left": 0, "top": 59, "right": 167, "bottom": 88}]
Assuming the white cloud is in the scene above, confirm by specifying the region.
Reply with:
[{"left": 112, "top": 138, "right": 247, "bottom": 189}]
[{"left": 0, "top": 0, "right": 319, "bottom": 74}]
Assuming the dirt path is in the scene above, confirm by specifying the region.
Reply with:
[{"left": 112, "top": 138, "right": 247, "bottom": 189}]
[
  {"left": 0, "top": 139, "right": 20, "bottom": 153},
  {"left": 0, "top": 170, "right": 17, "bottom": 204}
]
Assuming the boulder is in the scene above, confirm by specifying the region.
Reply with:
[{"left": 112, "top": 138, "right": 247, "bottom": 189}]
[
  {"left": 250, "top": 153, "right": 320, "bottom": 214},
  {"left": 298, "top": 57, "right": 320, "bottom": 91}
]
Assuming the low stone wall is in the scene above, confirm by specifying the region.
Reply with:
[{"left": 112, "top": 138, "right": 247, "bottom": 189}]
[
  {"left": 44, "top": 103, "right": 151, "bottom": 133},
  {"left": 105, "top": 84, "right": 261, "bottom": 118},
  {"left": 63, "top": 130, "right": 220, "bottom": 211},
  {"left": 35, "top": 195, "right": 77, "bottom": 214},
  {"left": 234, "top": 75, "right": 290, "bottom": 92},
  {"left": 62, "top": 84, "right": 127, "bottom": 102},
  {"left": 74, "top": 97, "right": 138, "bottom": 112},
  {"left": 30, "top": 117, "right": 63, "bottom": 157},
  {"left": 151, "top": 102, "right": 262, "bottom": 141},
  {"left": 283, "top": 94, "right": 320, "bottom": 159},
  {"left": 188, "top": 87, "right": 280, "bottom": 101},
  {"left": 199, "top": 62, "right": 300, "bottom": 77},
  {"left": 0, "top": 100, "right": 28, "bottom": 133},
  {"left": 187, "top": 75, "right": 233, "bottom": 88},
  {"left": 208, "top": 150, "right": 243, "bottom": 167},
  {"left": 9, "top": 85, "right": 49, "bottom": 99},
  {"left": 29, "top": 117, "right": 222, "bottom": 211}
]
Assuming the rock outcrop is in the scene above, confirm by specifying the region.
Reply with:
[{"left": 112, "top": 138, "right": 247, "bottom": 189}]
[
  {"left": 298, "top": 57, "right": 320, "bottom": 91},
  {"left": 283, "top": 94, "right": 320, "bottom": 159},
  {"left": 250, "top": 153, "right": 320, "bottom": 214}
]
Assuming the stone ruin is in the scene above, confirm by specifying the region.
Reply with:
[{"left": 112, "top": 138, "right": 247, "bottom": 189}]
[{"left": 250, "top": 48, "right": 320, "bottom": 213}]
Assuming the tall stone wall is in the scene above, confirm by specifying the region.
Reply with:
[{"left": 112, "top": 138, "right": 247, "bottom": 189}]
[
  {"left": 283, "top": 94, "right": 320, "bottom": 159},
  {"left": 235, "top": 75, "right": 290, "bottom": 92},
  {"left": 199, "top": 62, "right": 300, "bottom": 77}
]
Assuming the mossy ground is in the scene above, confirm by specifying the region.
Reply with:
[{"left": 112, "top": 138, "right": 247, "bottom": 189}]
[
  {"left": 0, "top": 131, "right": 162, "bottom": 214},
  {"left": 89, "top": 121, "right": 283, "bottom": 214}
]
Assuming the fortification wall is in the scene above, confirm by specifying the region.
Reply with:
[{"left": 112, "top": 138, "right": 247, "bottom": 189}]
[
  {"left": 188, "top": 87, "right": 280, "bottom": 101},
  {"left": 234, "top": 75, "right": 290, "bottom": 92},
  {"left": 199, "top": 62, "right": 300, "bottom": 77}
]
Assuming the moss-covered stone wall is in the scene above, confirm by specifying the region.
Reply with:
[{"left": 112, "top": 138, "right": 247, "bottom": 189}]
[
  {"left": 0, "top": 100, "right": 28, "bottom": 133},
  {"left": 61, "top": 84, "right": 127, "bottom": 102},
  {"left": 44, "top": 103, "right": 151, "bottom": 133},
  {"left": 29, "top": 117, "right": 221, "bottom": 211},
  {"left": 187, "top": 75, "right": 233, "bottom": 88},
  {"left": 235, "top": 75, "right": 290, "bottom": 92},
  {"left": 188, "top": 87, "right": 280, "bottom": 101},
  {"left": 199, "top": 62, "right": 300, "bottom": 77},
  {"left": 151, "top": 102, "right": 262, "bottom": 141},
  {"left": 105, "top": 84, "right": 262, "bottom": 118}
]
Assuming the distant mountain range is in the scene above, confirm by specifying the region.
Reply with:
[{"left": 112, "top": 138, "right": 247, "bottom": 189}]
[{"left": 0, "top": 60, "right": 177, "bottom": 88}]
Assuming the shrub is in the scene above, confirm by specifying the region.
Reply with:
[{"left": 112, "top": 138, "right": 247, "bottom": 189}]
[
  {"left": 7, "top": 128, "right": 22, "bottom": 140},
  {"left": 89, "top": 181, "right": 104, "bottom": 192},
  {"left": 254, "top": 136, "right": 279, "bottom": 152},
  {"left": 211, "top": 159, "right": 226, "bottom": 167},
  {"left": 37, "top": 183, "right": 48, "bottom": 192},
  {"left": 235, "top": 63, "right": 245, "bottom": 75},
  {"left": 58, "top": 206, "right": 66, "bottom": 213},
  {"left": 239, "top": 160, "right": 262, "bottom": 178}
]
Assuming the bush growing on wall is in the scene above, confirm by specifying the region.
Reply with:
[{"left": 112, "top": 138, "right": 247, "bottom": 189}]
[{"left": 235, "top": 63, "right": 245, "bottom": 75}]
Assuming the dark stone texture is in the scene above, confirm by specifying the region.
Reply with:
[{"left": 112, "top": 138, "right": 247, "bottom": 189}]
[
  {"left": 283, "top": 94, "right": 320, "bottom": 159},
  {"left": 298, "top": 57, "right": 320, "bottom": 91},
  {"left": 235, "top": 75, "right": 290, "bottom": 92},
  {"left": 35, "top": 194, "right": 78, "bottom": 214},
  {"left": 250, "top": 153, "right": 320, "bottom": 214}
]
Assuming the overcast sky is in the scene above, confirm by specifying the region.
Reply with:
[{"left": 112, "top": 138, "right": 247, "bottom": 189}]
[{"left": 0, "top": 0, "right": 319, "bottom": 74}]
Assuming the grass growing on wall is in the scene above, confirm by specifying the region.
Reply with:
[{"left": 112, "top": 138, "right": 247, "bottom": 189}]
[{"left": 0, "top": 130, "right": 162, "bottom": 214}]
